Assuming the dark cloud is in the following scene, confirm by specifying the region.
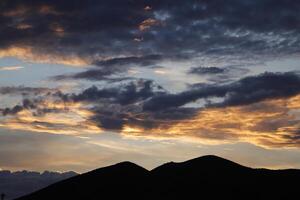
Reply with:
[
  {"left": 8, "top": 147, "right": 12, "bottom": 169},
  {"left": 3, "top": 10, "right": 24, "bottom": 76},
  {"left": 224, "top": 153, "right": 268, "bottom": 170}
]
[
  {"left": 52, "top": 80, "right": 198, "bottom": 131},
  {"left": 90, "top": 106, "right": 198, "bottom": 131},
  {"left": 0, "top": 87, "right": 59, "bottom": 116},
  {"left": 1, "top": 99, "right": 38, "bottom": 116},
  {"left": 213, "top": 72, "right": 300, "bottom": 107},
  {"left": 0, "top": 0, "right": 299, "bottom": 69},
  {"left": 144, "top": 72, "right": 300, "bottom": 111},
  {"left": 1, "top": 105, "right": 23, "bottom": 116},
  {"left": 0, "top": 99, "right": 61, "bottom": 116},
  {"left": 69, "top": 79, "right": 165, "bottom": 105},
  {"left": 53, "top": 68, "right": 126, "bottom": 81},
  {"left": 94, "top": 55, "right": 163, "bottom": 67},
  {"left": 189, "top": 67, "right": 225, "bottom": 75},
  {"left": 188, "top": 65, "right": 251, "bottom": 84},
  {"left": 52, "top": 54, "right": 183, "bottom": 81}
]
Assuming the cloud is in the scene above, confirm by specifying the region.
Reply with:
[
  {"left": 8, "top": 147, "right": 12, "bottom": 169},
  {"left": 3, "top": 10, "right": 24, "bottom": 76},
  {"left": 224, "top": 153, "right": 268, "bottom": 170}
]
[
  {"left": 188, "top": 65, "right": 251, "bottom": 83},
  {"left": 0, "top": 0, "right": 299, "bottom": 68},
  {"left": 66, "top": 79, "right": 165, "bottom": 105},
  {"left": 189, "top": 67, "right": 225, "bottom": 75},
  {"left": 1, "top": 99, "right": 37, "bottom": 116},
  {"left": 123, "top": 95, "right": 300, "bottom": 148},
  {"left": 0, "top": 80, "right": 166, "bottom": 133},
  {"left": 143, "top": 72, "right": 300, "bottom": 111},
  {"left": 93, "top": 55, "right": 163, "bottom": 67},
  {"left": 52, "top": 54, "right": 180, "bottom": 81},
  {"left": 139, "top": 18, "right": 162, "bottom": 31},
  {"left": 1, "top": 72, "right": 300, "bottom": 149},
  {"left": 0, "top": 65, "right": 23, "bottom": 71},
  {"left": 0, "top": 102, "right": 101, "bottom": 135},
  {"left": 0, "top": 88, "right": 101, "bottom": 135},
  {"left": 53, "top": 68, "right": 124, "bottom": 81},
  {"left": 0, "top": 47, "right": 88, "bottom": 66}
]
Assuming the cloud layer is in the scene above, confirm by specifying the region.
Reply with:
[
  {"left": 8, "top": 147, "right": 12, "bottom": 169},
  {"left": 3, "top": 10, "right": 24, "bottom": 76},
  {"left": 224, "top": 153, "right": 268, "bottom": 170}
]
[
  {"left": 0, "top": 1, "right": 300, "bottom": 151},
  {"left": 0, "top": 0, "right": 299, "bottom": 67},
  {"left": 1, "top": 72, "right": 300, "bottom": 148}
]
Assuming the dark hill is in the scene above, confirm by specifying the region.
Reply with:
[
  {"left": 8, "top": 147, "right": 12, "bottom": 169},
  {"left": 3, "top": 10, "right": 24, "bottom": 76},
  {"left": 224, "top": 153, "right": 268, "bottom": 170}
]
[{"left": 16, "top": 155, "right": 300, "bottom": 200}]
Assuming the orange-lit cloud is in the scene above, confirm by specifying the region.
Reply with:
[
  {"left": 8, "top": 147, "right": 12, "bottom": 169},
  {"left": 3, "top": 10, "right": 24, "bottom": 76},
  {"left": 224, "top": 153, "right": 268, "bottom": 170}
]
[
  {"left": 1, "top": 86, "right": 300, "bottom": 149},
  {"left": 0, "top": 46, "right": 89, "bottom": 67},
  {"left": 139, "top": 18, "right": 161, "bottom": 31},
  {"left": 2, "top": 4, "right": 60, "bottom": 17},
  {"left": 0, "top": 101, "right": 101, "bottom": 135},
  {"left": 121, "top": 95, "right": 300, "bottom": 149},
  {"left": 16, "top": 23, "right": 33, "bottom": 30}
]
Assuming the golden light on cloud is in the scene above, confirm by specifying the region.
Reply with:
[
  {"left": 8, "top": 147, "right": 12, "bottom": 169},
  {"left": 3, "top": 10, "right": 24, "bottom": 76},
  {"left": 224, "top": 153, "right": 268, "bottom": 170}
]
[
  {"left": 0, "top": 46, "right": 89, "bottom": 67},
  {"left": 0, "top": 102, "right": 101, "bottom": 135},
  {"left": 121, "top": 95, "right": 300, "bottom": 149},
  {"left": 16, "top": 23, "right": 33, "bottom": 30},
  {"left": 1, "top": 89, "right": 300, "bottom": 149},
  {"left": 139, "top": 18, "right": 161, "bottom": 31}
]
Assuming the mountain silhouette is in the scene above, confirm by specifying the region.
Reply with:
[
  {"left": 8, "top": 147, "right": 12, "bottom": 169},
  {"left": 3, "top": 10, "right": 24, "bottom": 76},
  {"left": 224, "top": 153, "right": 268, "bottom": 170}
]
[
  {"left": 16, "top": 155, "right": 300, "bottom": 200},
  {"left": 0, "top": 170, "right": 77, "bottom": 200}
]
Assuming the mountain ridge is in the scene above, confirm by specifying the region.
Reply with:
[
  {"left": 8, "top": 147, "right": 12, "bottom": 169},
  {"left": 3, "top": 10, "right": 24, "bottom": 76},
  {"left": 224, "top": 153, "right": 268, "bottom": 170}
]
[
  {"left": 15, "top": 155, "right": 300, "bottom": 200},
  {"left": 0, "top": 170, "right": 77, "bottom": 200}
]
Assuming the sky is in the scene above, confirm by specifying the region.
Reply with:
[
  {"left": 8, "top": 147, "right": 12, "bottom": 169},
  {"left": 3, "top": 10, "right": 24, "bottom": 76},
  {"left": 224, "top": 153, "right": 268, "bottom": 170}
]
[{"left": 0, "top": 0, "right": 300, "bottom": 173}]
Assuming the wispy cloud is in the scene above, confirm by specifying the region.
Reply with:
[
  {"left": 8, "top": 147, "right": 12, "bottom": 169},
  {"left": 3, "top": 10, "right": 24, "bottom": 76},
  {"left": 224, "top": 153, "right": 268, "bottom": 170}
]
[{"left": 0, "top": 65, "right": 24, "bottom": 71}]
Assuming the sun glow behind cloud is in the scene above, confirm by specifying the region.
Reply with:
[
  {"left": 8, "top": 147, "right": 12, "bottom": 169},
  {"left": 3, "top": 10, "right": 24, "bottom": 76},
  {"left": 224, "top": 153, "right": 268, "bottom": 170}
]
[{"left": 0, "top": 101, "right": 101, "bottom": 135}]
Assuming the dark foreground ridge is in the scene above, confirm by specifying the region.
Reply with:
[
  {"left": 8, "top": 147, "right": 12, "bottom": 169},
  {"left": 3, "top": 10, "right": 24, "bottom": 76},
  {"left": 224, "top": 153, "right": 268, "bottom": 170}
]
[{"left": 16, "top": 155, "right": 300, "bottom": 200}]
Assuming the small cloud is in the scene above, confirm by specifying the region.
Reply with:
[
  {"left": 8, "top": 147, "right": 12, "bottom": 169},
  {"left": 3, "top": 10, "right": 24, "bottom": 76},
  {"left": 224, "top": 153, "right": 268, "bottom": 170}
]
[
  {"left": 139, "top": 18, "right": 161, "bottom": 31},
  {"left": 154, "top": 70, "right": 167, "bottom": 74},
  {"left": 16, "top": 23, "right": 33, "bottom": 30},
  {"left": 189, "top": 67, "right": 225, "bottom": 75},
  {"left": 133, "top": 37, "right": 143, "bottom": 42},
  {"left": 128, "top": 69, "right": 140, "bottom": 74},
  {"left": 0, "top": 66, "right": 24, "bottom": 71},
  {"left": 144, "top": 6, "right": 152, "bottom": 11}
]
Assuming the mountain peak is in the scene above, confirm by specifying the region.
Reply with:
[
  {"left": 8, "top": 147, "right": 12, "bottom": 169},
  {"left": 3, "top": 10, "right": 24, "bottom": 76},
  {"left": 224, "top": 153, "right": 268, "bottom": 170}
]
[
  {"left": 183, "top": 155, "right": 241, "bottom": 165},
  {"left": 112, "top": 161, "right": 148, "bottom": 171},
  {"left": 85, "top": 161, "right": 148, "bottom": 178},
  {"left": 151, "top": 155, "right": 248, "bottom": 174}
]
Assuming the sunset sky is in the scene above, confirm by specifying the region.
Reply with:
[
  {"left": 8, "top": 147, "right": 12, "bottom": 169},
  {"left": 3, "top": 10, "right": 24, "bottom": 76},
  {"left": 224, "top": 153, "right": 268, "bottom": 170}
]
[{"left": 0, "top": 0, "right": 300, "bottom": 173}]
